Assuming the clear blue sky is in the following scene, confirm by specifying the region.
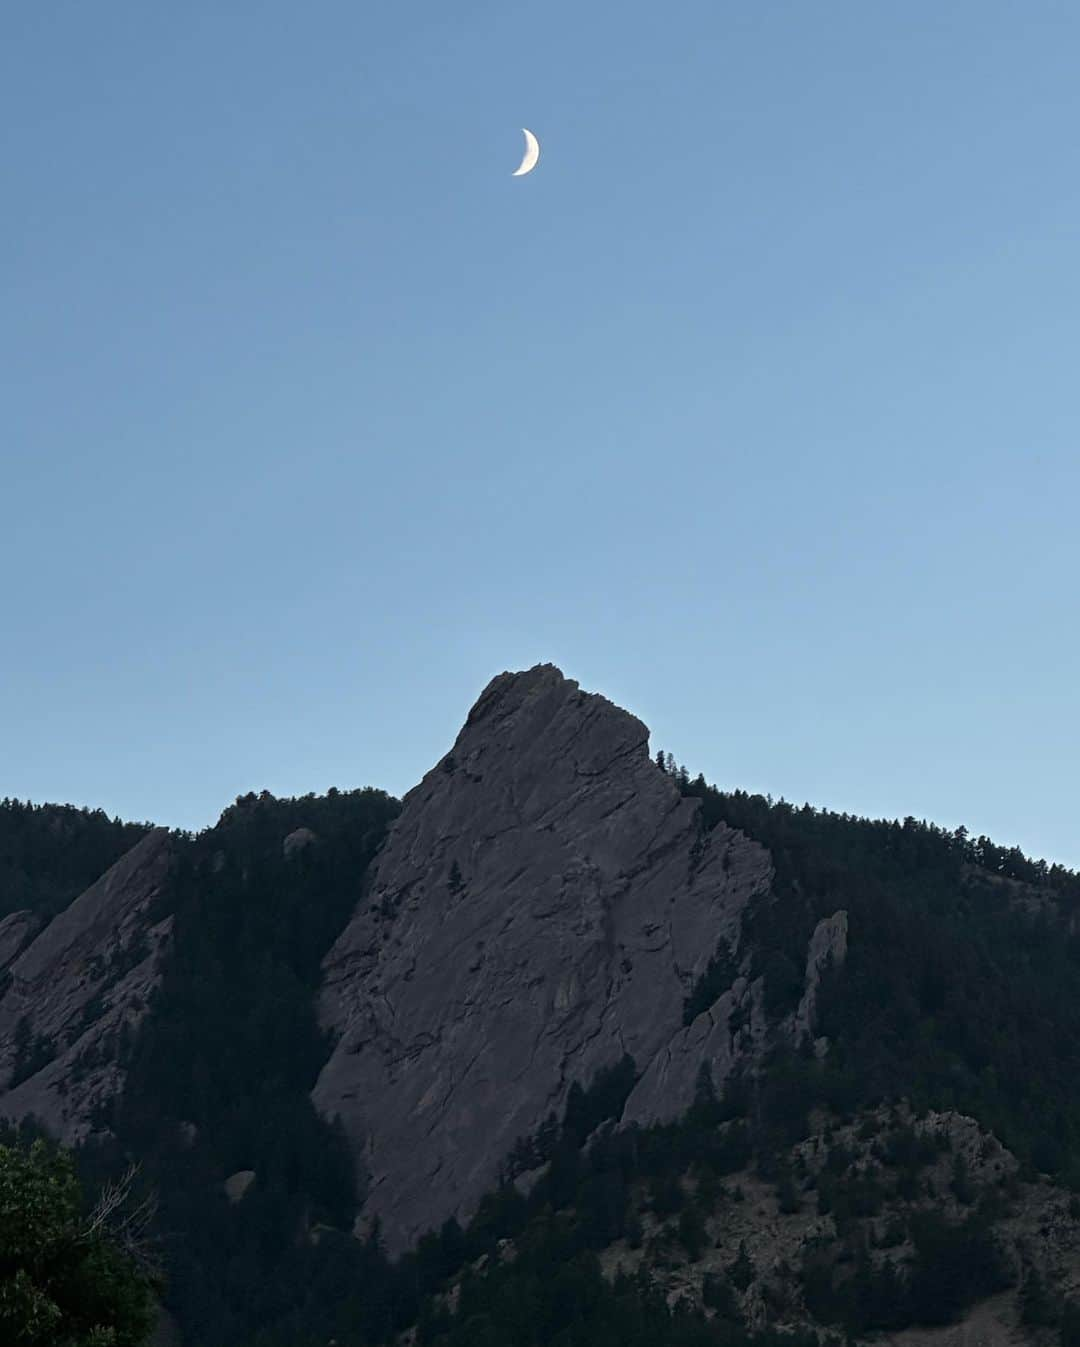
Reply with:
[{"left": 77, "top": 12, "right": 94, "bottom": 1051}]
[{"left": 3, "top": 3, "right": 1078, "bottom": 867}]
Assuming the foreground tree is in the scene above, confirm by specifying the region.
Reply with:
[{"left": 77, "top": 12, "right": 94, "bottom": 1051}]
[{"left": 0, "top": 1136, "right": 156, "bottom": 1346}]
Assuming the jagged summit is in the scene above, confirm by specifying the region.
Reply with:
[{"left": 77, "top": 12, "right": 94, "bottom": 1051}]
[
  {"left": 313, "top": 666, "right": 773, "bottom": 1253},
  {"left": 446, "top": 662, "right": 645, "bottom": 784}
]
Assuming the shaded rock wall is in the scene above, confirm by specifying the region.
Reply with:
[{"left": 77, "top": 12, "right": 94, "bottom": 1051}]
[
  {"left": 0, "top": 827, "right": 174, "bottom": 1143},
  {"left": 0, "top": 909, "right": 42, "bottom": 975},
  {"left": 793, "top": 909, "right": 848, "bottom": 1047},
  {"left": 313, "top": 665, "right": 774, "bottom": 1253}
]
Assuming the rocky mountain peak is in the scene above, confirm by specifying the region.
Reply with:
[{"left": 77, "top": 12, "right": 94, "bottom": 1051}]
[{"left": 313, "top": 666, "right": 774, "bottom": 1253}]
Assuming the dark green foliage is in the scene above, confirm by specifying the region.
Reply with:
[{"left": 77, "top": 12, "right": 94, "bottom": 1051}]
[
  {"left": 879, "top": 1123, "right": 940, "bottom": 1171},
  {"left": 649, "top": 1172, "right": 685, "bottom": 1218},
  {"left": 814, "top": 1166, "right": 884, "bottom": 1231},
  {"left": 0, "top": 1133, "right": 156, "bottom": 1345},
  {"left": 677, "top": 778, "right": 1080, "bottom": 1182},
  {"left": 761, "top": 949, "right": 805, "bottom": 1020},
  {"left": 849, "top": 1250, "right": 909, "bottom": 1332},
  {"left": 0, "top": 798, "right": 151, "bottom": 922},
  {"left": 775, "top": 1163, "right": 801, "bottom": 1215},
  {"left": 906, "top": 1209, "right": 1013, "bottom": 1324},
  {"left": 683, "top": 938, "right": 737, "bottom": 1025},
  {"left": 702, "top": 1272, "right": 740, "bottom": 1320},
  {"left": 753, "top": 1050, "right": 819, "bottom": 1155},
  {"left": 801, "top": 1207, "right": 1010, "bottom": 1335},
  {"left": 576, "top": 1168, "right": 631, "bottom": 1249},
  {"left": 729, "top": 1241, "right": 755, "bottom": 1292},
  {"left": 1020, "top": 1267, "right": 1056, "bottom": 1327},
  {"left": 99, "top": 787, "right": 400, "bottom": 1347},
  {"left": 9, "top": 1014, "right": 57, "bottom": 1089},
  {"left": 678, "top": 1204, "right": 708, "bottom": 1260},
  {"left": 800, "top": 1246, "right": 838, "bottom": 1325},
  {"left": 695, "top": 1169, "right": 722, "bottom": 1216},
  {"left": 876, "top": 1215, "right": 906, "bottom": 1249},
  {"left": 396, "top": 1057, "right": 775, "bottom": 1345},
  {"left": 950, "top": 1155, "right": 975, "bottom": 1205},
  {"left": 413, "top": 1213, "right": 823, "bottom": 1347},
  {"left": 562, "top": 1055, "right": 638, "bottom": 1149},
  {"left": 1062, "top": 1299, "right": 1080, "bottom": 1347},
  {"left": 687, "top": 1062, "right": 729, "bottom": 1134},
  {"left": 706, "top": 1122, "right": 753, "bottom": 1175},
  {"left": 802, "top": 1243, "right": 907, "bottom": 1334},
  {"left": 507, "top": 1056, "right": 638, "bottom": 1183}
]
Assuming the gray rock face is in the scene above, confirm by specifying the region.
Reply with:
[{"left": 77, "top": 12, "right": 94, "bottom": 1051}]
[
  {"left": 793, "top": 910, "right": 848, "bottom": 1045},
  {"left": 283, "top": 827, "right": 319, "bottom": 859},
  {"left": 621, "top": 973, "right": 770, "bottom": 1128},
  {"left": 224, "top": 1169, "right": 257, "bottom": 1204},
  {"left": 0, "top": 828, "right": 173, "bottom": 1143},
  {"left": 313, "top": 665, "right": 774, "bottom": 1253},
  {"left": 0, "top": 910, "right": 42, "bottom": 974}
]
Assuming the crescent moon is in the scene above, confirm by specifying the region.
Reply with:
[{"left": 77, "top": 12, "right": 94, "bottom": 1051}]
[{"left": 512, "top": 127, "right": 540, "bottom": 177}]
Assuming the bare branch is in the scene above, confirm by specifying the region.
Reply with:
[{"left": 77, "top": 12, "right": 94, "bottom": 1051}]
[{"left": 81, "top": 1161, "right": 163, "bottom": 1277}]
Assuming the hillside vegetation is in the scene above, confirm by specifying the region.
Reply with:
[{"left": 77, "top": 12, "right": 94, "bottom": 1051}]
[
  {"left": 6, "top": 768, "right": 1080, "bottom": 1347},
  {"left": 0, "top": 798, "right": 152, "bottom": 922}
]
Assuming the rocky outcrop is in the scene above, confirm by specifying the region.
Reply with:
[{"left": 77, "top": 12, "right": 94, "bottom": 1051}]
[
  {"left": 0, "top": 827, "right": 174, "bottom": 1143},
  {"left": 313, "top": 665, "right": 774, "bottom": 1253},
  {"left": 590, "top": 1101, "right": 1068, "bottom": 1341},
  {"left": 793, "top": 909, "right": 848, "bottom": 1045},
  {"left": 283, "top": 827, "right": 319, "bottom": 859},
  {"left": 621, "top": 972, "right": 769, "bottom": 1127},
  {"left": 224, "top": 1169, "right": 257, "bottom": 1204},
  {"left": 0, "top": 909, "right": 42, "bottom": 974}
]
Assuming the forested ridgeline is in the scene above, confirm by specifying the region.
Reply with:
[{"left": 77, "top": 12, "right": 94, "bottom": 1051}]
[
  {"left": 0, "top": 797, "right": 152, "bottom": 922},
  {"left": 116, "top": 776, "right": 1080, "bottom": 1345},
  {"left": 669, "top": 765, "right": 1080, "bottom": 1182},
  {"left": 9, "top": 764, "right": 1080, "bottom": 1347},
  {"left": 88, "top": 787, "right": 401, "bottom": 1347}
]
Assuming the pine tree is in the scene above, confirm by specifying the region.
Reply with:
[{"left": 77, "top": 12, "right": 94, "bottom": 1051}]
[
  {"left": 677, "top": 1204, "right": 707, "bottom": 1261},
  {"left": 1020, "top": 1267, "right": 1055, "bottom": 1328},
  {"left": 729, "top": 1240, "right": 755, "bottom": 1291}
]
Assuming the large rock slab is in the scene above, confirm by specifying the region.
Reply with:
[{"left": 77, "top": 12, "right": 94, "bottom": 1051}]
[
  {"left": 0, "top": 827, "right": 174, "bottom": 1143},
  {"left": 0, "top": 909, "right": 42, "bottom": 974},
  {"left": 313, "top": 665, "right": 773, "bottom": 1253}
]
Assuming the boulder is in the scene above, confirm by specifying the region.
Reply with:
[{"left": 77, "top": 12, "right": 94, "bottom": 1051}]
[
  {"left": 223, "top": 1169, "right": 256, "bottom": 1203},
  {"left": 283, "top": 827, "right": 319, "bottom": 859}
]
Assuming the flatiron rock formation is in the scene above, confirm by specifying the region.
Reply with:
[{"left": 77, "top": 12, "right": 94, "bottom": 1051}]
[
  {"left": 313, "top": 665, "right": 774, "bottom": 1253},
  {"left": 0, "top": 909, "right": 42, "bottom": 974},
  {"left": 0, "top": 827, "right": 173, "bottom": 1143}
]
